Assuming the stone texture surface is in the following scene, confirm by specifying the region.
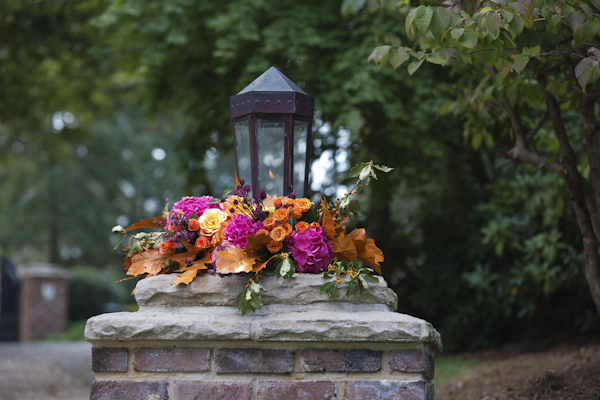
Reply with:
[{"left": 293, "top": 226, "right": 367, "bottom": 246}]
[
  {"left": 133, "top": 347, "right": 209, "bottom": 372},
  {"left": 135, "top": 274, "right": 397, "bottom": 311},
  {"left": 90, "top": 380, "right": 169, "bottom": 400},
  {"left": 215, "top": 348, "right": 293, "bottom": 373},
  {"left": 92, "top": 347, "right": 128, "bottom": 372},
  {"left": 342, "top": 380, "right": 429, "bottom": 400},
  {"left": 389, "top": 348, "right": 435, "bottom": 379},
  {"left": 300, "top": 349, "right": 381, "bottom": 372},
  {"left": 174, "top": 380, "right": 253, "bottom": 400},
  {"left": 257, "top": 381, "right": 336, "bottom": 400},
  {"left": 85, "top": 309, "right": 442, "bottom": 352}
]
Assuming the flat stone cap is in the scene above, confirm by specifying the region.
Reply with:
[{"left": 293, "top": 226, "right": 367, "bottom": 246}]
[{"left": 18, "top": 263, "right": 67, "bottom": 279}]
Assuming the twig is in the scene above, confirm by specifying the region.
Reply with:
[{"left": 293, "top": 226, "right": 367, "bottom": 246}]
[{"left": 526, "top": 111, "right": 549, "bottom": 142}]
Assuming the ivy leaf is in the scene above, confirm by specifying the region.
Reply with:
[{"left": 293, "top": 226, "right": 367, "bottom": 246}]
[
  {"left": 568, "top": 10, "right": 585, "bottom": 32},
  {"left": 458, "top": 31, "right": 478, "bottom": 49},
  {"left": 451, "top": 27, "right": 465, "bottom": 40},
  {"left": 407, "top": 58, "right": 425, "bottom": 75},
  {"left": 513, "top": 54, "right": 530, "bottom": 74},
  {"left": 389, "top": 47, "right": 409, "bottom": 69},
  {"left": 367, "top": 45, "right": 391, "bottom": 64},
  {"left": 430, "top": 7, "right": 450, "bottom": 39},
  {"left": 415, "top": 5, "right": 434, "bottom": 34},
  {"left": 486, "top": 12, "right": 502, "bottom": 35}
]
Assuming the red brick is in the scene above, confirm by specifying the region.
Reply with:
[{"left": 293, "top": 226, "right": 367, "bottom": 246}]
[
  {"left": 343, "top": 380, "right": 429, "bottom": 400},
  {"left": 388, "top": 348, "right": 434, "bottom": 379},
  {"left": 300, "top": 349, "right": 380, "bottom": 372},
  {"left": 215, "top": 348, "right": 293, "bottom": 373},
  {"left": 174, "top": 380, "right": 253, "bottom": 400},
  {"left": 92, "top": 347, "right": 128, "bottom": 372},
  {"left": 133, "top": 347, "right": 209, "bottom": 372},
  {"left": 90, "top": 380, "right": 168, "bottom": 400},
  {"left": 257, "top": 381, "right": 336, "bottom": 400}
]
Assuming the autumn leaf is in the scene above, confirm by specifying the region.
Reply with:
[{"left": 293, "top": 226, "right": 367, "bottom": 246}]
[
  {"left": 169, "top": 244, "right": 204, "bottom": 268},
  {"left": 235, "top": 173, "right": 242, "bottom": 188},
  {"left": 215, "top": 248, "right": 260, "bottom": 274},
  {"left": 333, "top": 231, "right": 358, "bottom": 261},
  {"left": 127, "top": 250, "right": 170, "bottom": 277},
  {"left": 124, "top": 216, "right": 166, "bottom": 232},
  {"left": 173, "top": 254, "right": 211, "bottom": 272},
  {"left": 171, "top": 255, "right": 211, "bottom": 286},
  {"left": 246, "top": 233, "right": 271, "bottom": 252},
  {"left": 252, "top": 254, "right": 278, "bottom": 273},
  {"left": 262, "top": 194, "right": 277, "bottom": 208},
  {"left": 347, "top": 228, "right": 384, "bottom": 275},
  {"left": 320, "top": 197, "right": 337, "bottom": 240}
]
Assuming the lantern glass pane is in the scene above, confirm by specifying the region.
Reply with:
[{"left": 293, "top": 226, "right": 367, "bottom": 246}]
[
  {"left": 293, "top": 120, "right": 309, "bottom": 197},
  {"left": 234, "top": 119, "right": 252, "bottom": 185},
  {"left": 256, "top": 118, "right": 285, "bottom": 194}
]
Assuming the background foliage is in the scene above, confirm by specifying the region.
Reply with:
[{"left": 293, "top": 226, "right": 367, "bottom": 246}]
[{"left": 1, "top": 0, "right": 599, "bottom": 349}]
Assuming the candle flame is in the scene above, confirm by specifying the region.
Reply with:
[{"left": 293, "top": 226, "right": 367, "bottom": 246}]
[{"left": 269, "top": 170, "right": 275, "bottom": 179}]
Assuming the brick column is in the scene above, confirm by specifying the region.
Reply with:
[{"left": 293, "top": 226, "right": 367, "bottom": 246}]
[{"left": 86, "top": 274, "right": 441, "bottom": 400}]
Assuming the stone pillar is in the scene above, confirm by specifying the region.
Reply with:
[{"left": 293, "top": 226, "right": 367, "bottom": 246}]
[
  {"left": 85, "top": 274, "right": 441, "bottom": 400},
  {"left": 18, "top": 263, "right": 68, "bottom": 342}
]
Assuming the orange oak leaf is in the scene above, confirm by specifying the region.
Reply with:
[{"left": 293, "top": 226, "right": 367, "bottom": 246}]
[
  {"left": 127, "top": 250, "right": 170, "bottom": 277},
  {"left": 252, "top": 254, "right": 278, "bottom": 273},
  {"left": 169, "top": 244, "right": 204, "bottom": 268},
  {"left": 333, "top": 231, "right": 358, "bottom": 261},
  {"left": 320, "top": 197, "right": 337, "bottom": 240},
  {"left": 262, "top": 194, "right": 277, "bottom": 208},
  {"left": 347, "top": 228, "right": 383, "bottom": 275},
  {"left": 124, "top": 216, "right": 166, "bottom": 232},
  {"left": 171, "top": 255, "right": 211, "bottom": 286},
  {"left": 246, "top": 233, "right": 271, "bottom": 252},
  {"left": 215, "top": 248, "right": 260, "bottom": 274}
]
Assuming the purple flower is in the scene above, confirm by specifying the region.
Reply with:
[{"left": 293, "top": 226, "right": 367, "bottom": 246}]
[
  {"left": 222, "top": 214, "right": 258, "bottom": 249},
  {"left": 172, "top": 196, "right": 218, "bottom": 219},
  {"left": 286, "top": 225, "right": 333, "bottom": 273}
]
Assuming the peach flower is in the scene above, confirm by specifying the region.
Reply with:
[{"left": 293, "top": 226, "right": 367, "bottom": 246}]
[
  {"left": 256, "top": 229, "right": 270, "bottom": 237},
  {"left": 294, "top": 198, "right": 312, "bottom": 212},
  {"left": 284, "top": 197, "right": 295, "bottom": 207},
  {"left": 199, "top": 209, "right": 228, "bottom": 235},
  {"left": 291, "top": 207, "right": 302, "bottom": 219},
  {"left": 195, "top": 236, "right": 211, "bottom": 249},
  {"left": 280, "top": 222, "right": 293, "bottom": 236},
  {"left": 159, "top": 241, "right": 176, "bottom": 254},
  {"left": 273, "top": 207, "right": 289, "bottom": 223},
  {"left": 295, "top": 221, "right": 309, "bottom": 233},
  {"left": 270, "top": 226, "right": 287, "bottom": 242},
  {"left": 310, "top": 222, "right": 320, "bottom": 229},
  {"left": 267, "top": 240, "right": 283, "bottom": 253},
  {"left": 188, "top": 219, "right": 200, "bottom": 231},
  {"left": 263, "top": 216, "right": 277, "bottom": 230}
]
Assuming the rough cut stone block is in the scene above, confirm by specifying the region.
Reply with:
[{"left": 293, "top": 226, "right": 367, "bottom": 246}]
[
  {"left": 389, "top": 348, "right": 434, "bottom": 379},
  {"left": 90, "top": 380, "right": 168, "bottom": 400},
  {"left": 300, "top": 349, "right": 381, "bottom": 372},
  {"left": 257, "top": 381, "right": 336, "bottom": 400},
  {"left": 343, "top": 380, "right": 429, "bottom": 400},
  {"left": 133, "top": 347, "right": 209, "bottom": 372},
  {"left": 174, "top": 380, "right": 253, "bottom": 400},
  {"left": 215, "top": 348, "right": 293, "bottom": 373},
  {"left": 92, "top": 347, "right": 128, "bottom": 372},
  {"left": 134, "top": 274, "right": 397, "bottom": 311}
]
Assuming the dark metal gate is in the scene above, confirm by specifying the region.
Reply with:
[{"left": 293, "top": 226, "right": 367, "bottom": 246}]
[{"left": 0, "top": 257, "right": 19, "bottom": 341}]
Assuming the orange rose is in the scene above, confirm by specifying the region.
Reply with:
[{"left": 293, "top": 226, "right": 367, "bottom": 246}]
[
  {"left": 188, "top": 219, "right": 200, "bottom": 231},
  {"left": 270, "top": 226, "right": 287, "bottom": 242},
  {"left": 195, "top": 236, "right": 211, "bottom": 249},
  {"left": 263, "top": 216, "right": 277, "bottom": 230},
  {"left": 159, "top": 241, "right": 176, "bottom": 254},
  {"left": 291, "top": 207, "right": 302, "bottom": 219},
  {"left": 280, "top": 222, "right": 293, "bottom": 236},
  {"left": 274, "top": 198, "right": 282, "bottom": 207},
  {"left": 294, "top": 198, "right": 312, "bottom": 212},
  {"left": 310, "top": 222, "right": 320, "bottom": 229},
  {"left": 256, "top": 229, "right": 270, "bottom": 237},
  {"left": 267, "top": 240, "right": 283, "bottom": 253},
  {"left": 284, "top": 197, "right": 295, "bottom": 207},
  {"left": 274, "top": 207, "right": 289, "bottom": 223},
  {"left": 295, "top": 221, "right": 309, "bottom": 233}
]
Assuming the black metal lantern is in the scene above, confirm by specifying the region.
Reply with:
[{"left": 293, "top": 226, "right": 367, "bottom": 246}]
[{"left": 230, "top": 67, "right": 314, "bottom": 197}]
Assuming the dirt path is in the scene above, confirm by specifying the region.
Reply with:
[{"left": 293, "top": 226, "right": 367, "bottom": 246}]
[
  {"left": 437, "top": 338, "right": 600, "bottom": 400},
  {"left": 0, "top": 341, "right": 92, "bottom": 400}
]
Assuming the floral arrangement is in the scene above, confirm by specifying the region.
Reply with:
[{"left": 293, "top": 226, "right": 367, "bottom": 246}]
[{"left": 112, "top": 161, "right": 392, "bottom": 314}]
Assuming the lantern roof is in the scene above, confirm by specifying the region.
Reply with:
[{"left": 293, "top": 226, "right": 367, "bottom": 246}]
[{"left": 237, "top": 66, "right": 307, "bottom": 95}]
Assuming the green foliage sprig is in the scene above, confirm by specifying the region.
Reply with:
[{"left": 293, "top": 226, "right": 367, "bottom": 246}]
[{"left": 320, "top": 258, "right": 379, "bottom": 298}]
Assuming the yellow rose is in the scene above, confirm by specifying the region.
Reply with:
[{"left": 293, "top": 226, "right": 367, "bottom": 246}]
[{"left": 199, "top": 209, "right": 228, "bottom": 235}]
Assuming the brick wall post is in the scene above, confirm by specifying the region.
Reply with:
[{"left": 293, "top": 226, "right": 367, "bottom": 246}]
[{"left": 86, "top": 274, "right": 441, "bottom": 399}]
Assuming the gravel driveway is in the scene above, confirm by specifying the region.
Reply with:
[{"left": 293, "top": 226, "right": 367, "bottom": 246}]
[{"left": 0, "top": 341, "right": 93, "bottom": 400}]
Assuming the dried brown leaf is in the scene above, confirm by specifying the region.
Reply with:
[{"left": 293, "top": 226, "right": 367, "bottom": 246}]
[
  {"left": 124, "top": 216, "right": 166, "bottom": 232},
  {"left": 246, "top": 233, "right": 271, "bottom": 252},
  {"left": 333, "top": 231, "right": 358, "bottom": 261},
  {"left": 215, "top": 248, "right": 260, "bottom": 274},
  {"left": 127, "top": 250, "right": 170, "bottom": 277}
]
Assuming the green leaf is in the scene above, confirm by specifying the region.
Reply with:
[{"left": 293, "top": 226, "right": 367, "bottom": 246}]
[
  {"left": 349, "top": 162, "right": 367, "bottom": 177},
  {"left": 405, "top": 7, "right": 418, "bottom": 37},
  {"left": 568, "top": 10, "right": 585, "bottom": 32},
  {"left": 427, "top": 52, "right": 447, "bottom": 66},
  {"left": 548, "top": 14, "right": 562, "bottom": 29},
  {"left": 415, "top": 5, "right": 434, "bottom": 34},
  {"left": 438, "top": 48, "right": 455, "bottom": 62},
  {"left": 431, "top": 7, "right": 450, "bottom": 39},
  {"left": 373, "top": 164, "right": 393, "bottom": 172},
  {"left": 320, "top": 281, "right": 336, "bottom": 295},
  {"left": 581, "top": 4, "right": 594, "bottom": 18},
  {"left": 592, "top": 0, "right": 600, "bottom": 11},
  {"left": 471, "top": 133, "right": 483, "bottom": 150},
  {"left": 486, "top": 12, "right": 502, "bottom": 35},
  {"left": 113, "top": 234, "right": 126, "bottom": 250},
  {"left": 367, "top": 45, "right": 391, "bottom": 64},
  {"left": 407, "top": 59, "right": 425, "bottom": 75},
  {"left": 458, "top": 31, "right": 478, "bottom": 49},
  {"left": 575, "top": 58, "right": 593, "bottom": 90},
  {"left": 508, "top": 14, "right": 524, "bottom": 34},
  {"left": 513, "top": 54, "right": 530, "bottom": 74},
  {"left": 451, "top": 27, "right": 465, "bottom": 40},
  {"left": 340, "top": 0, "right": 367, "bottom": 16},
  {"left": 389, "top": 48, "right": 409, "bottom": 69},
  {"left": 523, "top": 45, "right": 540, "bottom": 56},
  {"left": 352, "top": 200, "right": 361, "bottom": 214}
]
